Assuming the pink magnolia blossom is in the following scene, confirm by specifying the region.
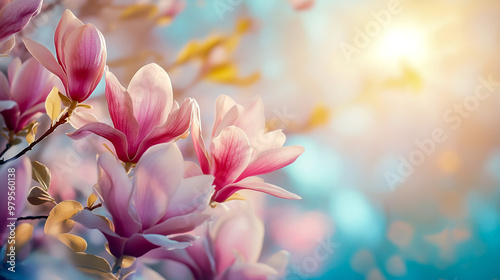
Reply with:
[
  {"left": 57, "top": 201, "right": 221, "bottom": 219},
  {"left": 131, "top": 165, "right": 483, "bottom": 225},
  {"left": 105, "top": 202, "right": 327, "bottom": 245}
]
[
  {"left": 0, "top": 57, "right": 62, "bottom": 133},
  {"left": 68, "top": 63, "right": 194, "bottom": 164},
  {"left": 73, "top": 143, "right": 214, "bottom": 258},
  {"left": 23, "top": 9, "right": 106, "bottom": 102},
  {"left": 148, "top": 201, "right": 289, "bottom": 280},
  {"left": 0, "top": 0, "right": 42, "bottom": 55},
  {"left": 192, "top": 95, "right": 304, "bottom": 203}
]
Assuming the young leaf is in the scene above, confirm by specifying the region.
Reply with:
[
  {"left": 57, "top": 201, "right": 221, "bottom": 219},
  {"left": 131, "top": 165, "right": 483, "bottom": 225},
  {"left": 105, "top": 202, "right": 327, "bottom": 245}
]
[
  {"left": 31, "top": 161, "right": 51, "bottom": 191},
  {"left": 27, "top": 186, "right": 54, "bottom": 205},
  {"left": 87, "top": 193, "right": 98, "bottom": 208},
  {"left": 58, "top": 91, "right": 72, "bottom": 107},
  {"left": 45, "top": 86, "right": 62, "bottom": 124},
  {"left": 58, "top": 233, "right": 88, "bottom": 252},
  {"left": 44, "top": 200, "right": 84, "bottom": 235},
  {"left": 26, "top": 122, "right": 38, "bottom": 144},
  {"left": 72, "top": 252, "right": 112, "bottom": 273}
]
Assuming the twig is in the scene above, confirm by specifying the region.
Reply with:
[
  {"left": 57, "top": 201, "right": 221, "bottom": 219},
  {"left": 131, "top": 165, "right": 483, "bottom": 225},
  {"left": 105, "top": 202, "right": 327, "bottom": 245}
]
[
  {"left": 0, "top": 111, "right": 70, "bottom": 165},
  {"left": 17, "top": 215, "right": 48, "bottom": 221}
]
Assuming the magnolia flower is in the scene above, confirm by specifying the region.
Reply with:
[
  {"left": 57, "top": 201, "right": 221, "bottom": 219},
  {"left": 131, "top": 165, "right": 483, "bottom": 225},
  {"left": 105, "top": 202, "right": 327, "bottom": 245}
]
[
  {"left": 192, "top": 95, "right": 304, "bottom": 203},
  {"left": 24, "top": 9, "right": 106, "bottom": 102},
  {"left": 0, "top": 0, "right": 42, "bottom": 55},
  {"left": 0, "top": 58, "right": 62, "bottom": 133},
  {"left": 148, "top": 201, "right": 289, "bottom": 280},
  {"left": 73, "top": 143, "right": 214, "bottom": 258},
  {"left": 68, "top": 63, "right": 194, "bottom": 164}
]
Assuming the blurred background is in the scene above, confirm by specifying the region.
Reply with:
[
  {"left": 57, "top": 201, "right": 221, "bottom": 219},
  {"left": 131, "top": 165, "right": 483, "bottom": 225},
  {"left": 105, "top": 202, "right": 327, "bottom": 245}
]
[{"left": 3, "top": 0, "right": 500, "bottom": 279}]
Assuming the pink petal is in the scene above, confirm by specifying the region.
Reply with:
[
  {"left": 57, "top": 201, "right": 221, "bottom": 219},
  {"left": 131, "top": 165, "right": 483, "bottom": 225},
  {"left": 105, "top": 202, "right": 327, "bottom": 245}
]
[
  {"left": 132, "top": 143, "right": 184, "bottom": 229},
  {"left": 132, "top": 97, "right": 193, "bottom": 162},
  {"left": 233, "top": 97, "right": 266, "bottom": 139},
  {"left": 127, "top": 63, "right": 173, "bottom": 138},
  {"left": 144, "top": 213, "right": 210, "bottom": 236},
  {"left": 68, "top": 110, "right": 99, "bottom": 130},
  {"left": 72, "top": 209, "right": 127, "bottom": 258},
  {"left": 7, "top": 56, "right": 21, "bottom": 85},
  {"left": 23, "top": 38, "right": 67, "bottom": 89},
  {"left": 213, "top": 177, "right": 301, "bottom": 203},
  {"left": 184, "top": 161, "right": 203, "bottom": 178},
  {"left": 192, "top": 101, "right": 211, "bottom": 174},
  {"left": 212, "top": 103, "right": 242, "bottom": 139},
  {"left": 64, "top": 24, "right": 106, "bottom": 101},
  {"left": 10, "top": 58, "right": 53, "bottom": 112},
  {"left": 212, "top": 203, "right": 264, "bottom": 273},
  {"left": 124, "top": 234, "right": 191, "bottom": 258},
  {"left": 0, "top": 0, "right": 42, "bottom": 42},
  {"left": 210, "top": 126, "right": 252, "bottom": 189},
  {"left": 212, "top": 94, "right": 238, "bottom": 137},
  {"left": 68, "top": 122, "right": 131, "bottom": 164},
  {"left": 54, "top": 9, "right": 84, "bottom": 69},
  {"left": 237, "top": 145, "right": 304, "bottom": 181},
  {"left": 16, "top": 102, "right": 44, "bottom": 131},
  {"left": 0, "top": 72, "right": 9, "bottom": 101},
  {"left": 0, "top": 35, "right": 15, "bottom": 55},
  {"left": 95, "top": 152, "right": 141, "bottom": 237},
  {"left": 264, "top": 250, "right": 289, "bottom": 276},
  {"left": 222, "top": 262, "right": 278, "bottom": 280},
  {"left": 104, "top": 70, "right": 140, "bottom": 151},
  {"left": 163, "top": 174, "right": 214, "bottom": 219}
]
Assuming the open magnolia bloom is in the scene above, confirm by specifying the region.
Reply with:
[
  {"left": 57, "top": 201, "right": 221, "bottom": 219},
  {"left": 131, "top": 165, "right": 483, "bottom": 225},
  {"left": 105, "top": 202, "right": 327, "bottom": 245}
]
[
  {"left": 73, "top": 143, "right": 214, "bottom": 258},
  {"left": 0, "top": 0, "right": 42, "bottom": 55},
  {"left": 0, "top": 58, "right": 62, "bottom": 133},
  {"left": 24, "top": 9, "right": 106, "bottom": 102},
  {"left": 192, "top": 95, "right": 304, "bottom": 203},
  {"left": 147, "top": 201, "right": 289, "bottom": 280},
  {"left": 69, "top": 63, "right": 194, "bottom": 164}
]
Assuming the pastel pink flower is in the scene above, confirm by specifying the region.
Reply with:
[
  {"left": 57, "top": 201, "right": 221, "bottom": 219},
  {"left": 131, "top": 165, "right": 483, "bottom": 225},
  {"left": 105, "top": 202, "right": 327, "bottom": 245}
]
[
  {"left": 0, "top": 57, "right": 62, "bottom": 133},
  {"left": 192, "top": 95, "right": 304, "bottom": 203},
  {"left": 73, "top": 143, "right": 214, "bottom": 258},
  {"left": 68, "top": 63, "right": 194, "bottom": 164},
  {"left": 0, "top": 0, "right": 42, "bottom": 55},
  {"left": 23, "top": 9, "right": 106, "bottom": 102},
  {"left": 148, "top": 201, "right": 289, "bottom": 280}
]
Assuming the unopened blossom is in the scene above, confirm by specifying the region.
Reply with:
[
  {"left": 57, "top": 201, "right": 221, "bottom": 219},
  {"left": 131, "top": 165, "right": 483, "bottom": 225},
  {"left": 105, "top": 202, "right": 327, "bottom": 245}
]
[
  {"left": 73, "top": 143, "right": 214, "bottom": 258},
  {"left": 69, "top": 63, "right": 194, "bottom": 164},
  {"left": 0, "top": 0, "right": 42, "bottom": 55},
  {"left": 24, "top": 9, "right": 106, "bottom": 102},
  {"left": 0, "top": 58, "right": 62, "bottom": 133},
  {"left": 148, "top": 201, "right": 289, "bottom": 280},
  {"left": 192, "top": 94, "right": 304, "bottom": 203}
]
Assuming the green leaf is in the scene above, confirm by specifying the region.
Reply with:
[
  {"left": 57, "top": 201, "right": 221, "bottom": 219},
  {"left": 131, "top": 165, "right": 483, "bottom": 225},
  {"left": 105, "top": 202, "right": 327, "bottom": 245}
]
[
  {"left": 44, "top": 200, "right": 83, "bottom": 235},
  {"left": 31, "top": 161, "right": 51, "bottom": 191},
  {"left": 26, "top": 122, "right": 38, "bottom": 144},
  {"left": 58, "top": 91, "right": 72, "bottom": 107},
  {"left": 27, "top": 186, "right": 54, "bottom": 205},
  {"left": 58, "top": 233, "right": 87, "bottom": 252},
  {"left": 45, "top": 87, "right": 62, "bottom": 124},
  {"left": 87, "top": 193, "right": 98, "bottom": 208}
]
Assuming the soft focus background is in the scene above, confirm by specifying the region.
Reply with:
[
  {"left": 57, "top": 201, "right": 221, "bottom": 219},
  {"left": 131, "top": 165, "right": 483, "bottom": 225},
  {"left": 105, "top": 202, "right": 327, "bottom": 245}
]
[{"left": 2, "top": 0, "right": 500, "bottom": 279}]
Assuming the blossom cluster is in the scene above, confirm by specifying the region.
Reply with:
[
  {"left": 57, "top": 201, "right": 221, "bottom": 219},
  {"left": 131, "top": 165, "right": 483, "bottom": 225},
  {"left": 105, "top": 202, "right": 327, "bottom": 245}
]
[{"left": 0, "top": 4, "right": 304, "bottom": 279}]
